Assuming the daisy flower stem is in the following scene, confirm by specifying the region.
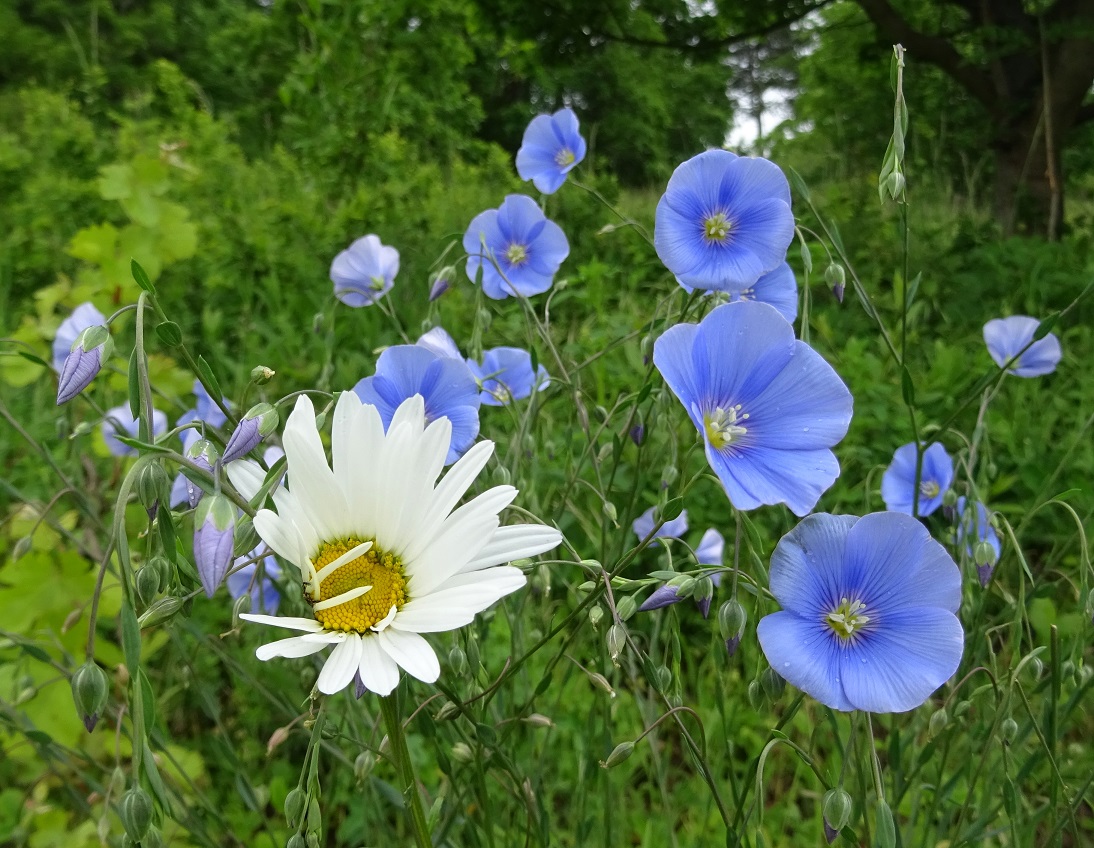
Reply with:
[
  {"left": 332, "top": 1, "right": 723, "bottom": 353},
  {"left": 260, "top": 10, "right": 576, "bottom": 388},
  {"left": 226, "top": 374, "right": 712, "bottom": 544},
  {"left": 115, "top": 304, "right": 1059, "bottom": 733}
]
[{"left": 379, "top": 693, "right": 432, "bottom": 848}]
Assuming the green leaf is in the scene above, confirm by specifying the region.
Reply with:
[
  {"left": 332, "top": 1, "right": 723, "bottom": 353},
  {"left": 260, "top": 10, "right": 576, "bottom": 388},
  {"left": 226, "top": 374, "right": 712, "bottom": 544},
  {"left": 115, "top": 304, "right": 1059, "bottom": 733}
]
[
  {"left": 659, "top": 497, "right": 684, "bottom": 523},
  {"left": 127, "top": 348, "right": 141, "bottom": 420},
  {"left": 20, "top": 643, "right": 52, "bottom": 664},
  {"left": 68, "top": 222, "right": 119, "bottom": 264},
  {"left": 157, "top": 509, "right": 176, "bottom": 563},
  {"left": 901, "top": 366, "right": 915, "bottom": 407},
  {"left": 155, "top": 321, "right": 182, "bottom": 347},
  {"left": 196, "top": 356, "right": 224, "bottom": 404},
  {"left": 786, "top": 166, "right": 811, "bottom": 202},
  {"left": 138, "top": 668, "right": 156, "bottom": 731},
  {"left": 1033, "top": 312, "right": 1059, "bottom": 341},
  {"left": 130, "top": 259, "right": 155, "bottom": 294},
  {"left": 120, "top": 601, "right": 141, "bottom": 674},
  {"left": 874, "top": 800, "right": 896, "bottom": 848},
  {"left": 16, "top": 351, "right": 49, "bottom": 367},
  {"left": 97, "top": 164, "right": 133, "bottom": 200}
]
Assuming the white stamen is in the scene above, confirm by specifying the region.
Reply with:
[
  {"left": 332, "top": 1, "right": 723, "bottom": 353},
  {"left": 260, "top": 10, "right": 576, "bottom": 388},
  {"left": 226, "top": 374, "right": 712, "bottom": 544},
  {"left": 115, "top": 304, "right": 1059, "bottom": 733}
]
[
  {"left": 312, "top": 584, "right": 373, "bottom": 611},
  {"left": 313, "top": 540, "right": 373, "bottom": 584}
]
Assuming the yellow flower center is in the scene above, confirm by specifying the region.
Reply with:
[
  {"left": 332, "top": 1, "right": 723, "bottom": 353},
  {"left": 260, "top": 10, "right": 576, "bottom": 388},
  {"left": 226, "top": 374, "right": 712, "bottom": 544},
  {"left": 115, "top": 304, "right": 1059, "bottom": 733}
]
[
  {"left": 555, "top": 148, "right": 575, "bottom": 167},
  {"left": 311, "top": 539, "right": 407, "bottom": 633},
  {"left": 919, "top": 480, "right": 940, "bottom": 499},
  {"left": 703, "top": 212, "right": 732, "bottom": 243},
  {"left": 506, "top": 242, "right": 528, "bottom": 266},
  {"left": 826, "top": 597, "right": 871, "bottom": 642},
  {"left": 703, "top": 404, "right": 749, "bottom": 449}
]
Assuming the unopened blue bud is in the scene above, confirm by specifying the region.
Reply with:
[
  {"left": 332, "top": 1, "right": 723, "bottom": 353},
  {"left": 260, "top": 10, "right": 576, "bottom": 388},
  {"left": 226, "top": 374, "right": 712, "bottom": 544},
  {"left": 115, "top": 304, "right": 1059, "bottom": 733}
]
[
  {"left": 182, "top": 439, "right": 219, "bottom": 509},
  {"left": 428, "top": 268, "right": 454, "bottom": 302},
  {"left": 193, "top": 494, "right": 235, "bottom": 597},
  {"left": 629, "top": 424, "right": 645, "bottom": 446},
  {"left": 221, "top": 403, "right": 278, "bottom": 464},
  {"left": 638, "top": 584, "right": 684, "bottom": 612},
  {"left": 70, "top": 660, "right": 109, "bottom": 732},
  {"left": 56, "top": 325, "right": 113, "bottom": 405}
]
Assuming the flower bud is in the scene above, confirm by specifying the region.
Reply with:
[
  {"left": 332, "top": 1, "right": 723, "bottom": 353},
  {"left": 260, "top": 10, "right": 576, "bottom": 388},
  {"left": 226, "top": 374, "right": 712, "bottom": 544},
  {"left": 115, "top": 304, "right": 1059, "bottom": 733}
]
[
  {"left": 287, "top": 834, "right": 307, "bottom": 848},
  {"left": 306, "top": 833, "right": 320, "bottom": 848},
  {"left": 628, "top": 424, "right": 645, "bottom": 446},
  {"left": 120, "top": 787, "right": 153, "bottom": 840},
  {"left": 586, "top": 671, "right": 616, "bottom": 697},
  {"left": 606, "top": 623, "right": 626, "bottom": 661},
  {"left": 824, "top": 264, "right": 846, "bottom": 304},
  {"left": 12, "top": 535, "right": 32, "bottom": 561},
  {"left": 447, "top": 645, "right": 468, "bottom": 676},
  {"left": 523, "top": 713, "right": 554, "bottom": 729},
  {"left": 135, "top": 564, "right": 161, "bottom": 607},
  {"left": 181, "top": 439, "right": 219, "bottom": 509},
  {"left": 451, "top": 742, "right": 475, "bottom": 763},
  {"left": 141, "top": 826, "right": 164, "bottom": 848},
  {"left": 354, "top": 750, "right": 376, "bottom": 783},
  {"left": 193, "top": 494, "right": 236, "bottom": 597},
  {"left": 747, "top": 679, "right": 763, "bottom": 708},
  {"left": 146, "top": 555, "right": 171, "bottom": 593},
  {"left": 221, "top": 403, "right": 279, "bottom": 465},
  {"left": 953, "top": 699, "right": 971, "bottom": 717},
  {"left": 888, "top": 170, "right": 906, "bottom": 198},
  {"left": 974, "top": 540, "right": 997, "bottom": 567},
  {"left": 602, "top": 501, "right": 618, "bottom": 523},
  {"left": 760, "top": 667, "right": 785, "bottom": 700},
  {"left": 70, "top": 660, "right": 109, "bottom": 732},
  {"left": 693, "top": 576, "right": 714, "bottom": 618},
  {"left": 724, "top": 635, "right": 742, "bottom": 657},
  {"left": 654, "top": 665, "right": 672, "bottom": 693},
  {"left": 136, "top": 461, "right": 171, "bottom": 520},
  {"left": 718, "top": 599, "right": 747, "bottom": 642},
  {"left": 660, "top": 465, "right": 678, "bottom": 487},
  {"left": 284, "top": 788, "right": 306, "bottom": 828},
  {"left": 822, "top": 787, "right": 852, "bottom": 842},
  {"left": 56, "top": 325, "right": 113, "bottom": 405},
  {"left": 599, "top": 741, "right": 635, "bottom": 768},
  {"left": 977, "top": 563, "right": 994, "bottom": 588},
  {"left": 1001, "top": 717, "right": 1018, "bottom": 744},
  {"left": 250, "top": 365, "right": 276, "bottom": 385},
  {"left": 615, "top": 595, "right": 637, "bottom": 621},
  {"left": 638, "top": 584, "right": 684, "bottom": 612},
  {"left": 588, "top": 604, "right": 605, "bottom": 629},
  {"left": 928, "top": 707, "right": 948, "bottom": 738},
  {"left": 428, "top": 269, "right": 454, "bottom": 302},
  {"left": 138, "top": 596, "right": 183, "bottom": 628}
]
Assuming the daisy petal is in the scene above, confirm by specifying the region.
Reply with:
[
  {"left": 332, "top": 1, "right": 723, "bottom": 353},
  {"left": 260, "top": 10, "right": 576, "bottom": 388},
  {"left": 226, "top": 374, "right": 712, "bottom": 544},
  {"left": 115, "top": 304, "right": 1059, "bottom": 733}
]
[
  {"left": 317, "top": 634, "right": 362, "bottom": 694},
  {"left": 240, "top": 614, "right": 324, "bottom": 632},
  {"left": 377, "top": 630, "right": 440, "bottom": 683},
  {"left": 359, "top": 635, "right": 400, "bottom": 695}
]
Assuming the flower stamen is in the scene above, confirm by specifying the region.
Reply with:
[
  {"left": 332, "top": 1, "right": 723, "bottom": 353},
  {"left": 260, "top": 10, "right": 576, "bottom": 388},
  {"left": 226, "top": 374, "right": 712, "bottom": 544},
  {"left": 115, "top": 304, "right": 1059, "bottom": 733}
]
[
  {"left": 826, "top": 597, "right": 871, "bottom": 641},
  {"left": 703, "top": 211, "right": 732, "bottom": 243},
  {"left": 555, "top": 148, "right": 576, "bottom": 167},
  {"left": 506, "top": 242, "right": 529, "bottom": 266},
  {"left": 919, "top": 480, "right": 940, "bottom": 498},
  {"left": 308, "top": 539, "right": 408, "bottom": 633},
  {"left": 704, "top": 404, "right": 749, "bottom": 449}
]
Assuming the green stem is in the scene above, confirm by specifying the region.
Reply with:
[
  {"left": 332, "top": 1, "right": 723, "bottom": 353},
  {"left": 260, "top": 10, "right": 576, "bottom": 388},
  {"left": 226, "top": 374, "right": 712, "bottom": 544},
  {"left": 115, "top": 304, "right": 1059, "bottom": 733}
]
[{"left": 379, "top": 693, "right": 432, "bottom": 848}]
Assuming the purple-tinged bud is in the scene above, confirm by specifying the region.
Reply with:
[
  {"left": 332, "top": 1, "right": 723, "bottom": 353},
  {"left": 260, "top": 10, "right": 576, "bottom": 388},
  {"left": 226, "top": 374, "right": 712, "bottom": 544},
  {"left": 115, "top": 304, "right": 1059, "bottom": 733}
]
[
  {"left": 718, "top": 599, "right": 747, "bottom": 642},
  {"left": 824, "top": 263, "right": 846, "bottom": 304},
  {"left": 693, "top": 576, "right": 714, "bottom": 618},
  {"left": 136, "top": 461, "right": 171, "bottom": 520},
  {"left": 977, "top": 563, "right": 994, "bottom": 587},
  {"left": 428, "top": 267, "right": 455, "bottom": 302},
  {"left": 56, "top": 325, "right": 113, "bottom": 405},
  {"left": 639, "top": 583, "right": 684, "bottom": 612},
  {"left": 822, "top": 788, "right": 852, "bottom": 844},
  {"left": 628, "top": 424, "right": 645, "bottom": 446},
  {"left": 181, "top": 438, "right": 219, "bottom": 509},
  {"left": 193, "top": 494, "right": 235, "bottom": 597},
  {"left": 70, "top": 660, "right": 109, "bottom": 732},
  {"left": 724, "top": 635, "right": 741, "bottom": 657},
  {"left": 221, "top": 403, "right": 278, "bottom": 464}
]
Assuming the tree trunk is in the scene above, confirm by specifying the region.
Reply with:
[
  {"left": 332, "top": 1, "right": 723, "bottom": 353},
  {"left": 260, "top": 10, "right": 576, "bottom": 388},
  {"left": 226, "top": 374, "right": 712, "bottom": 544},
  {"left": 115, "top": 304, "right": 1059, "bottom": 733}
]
[{"left": 993, "top": 113, "right": 1064, "bottom": 239}]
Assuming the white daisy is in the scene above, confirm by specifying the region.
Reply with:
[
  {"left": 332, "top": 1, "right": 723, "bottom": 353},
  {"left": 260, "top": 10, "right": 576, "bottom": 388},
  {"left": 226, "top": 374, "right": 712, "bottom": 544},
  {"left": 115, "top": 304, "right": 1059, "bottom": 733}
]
[{"left": 226, "top": 391, "right": 562, "bottom": 696}]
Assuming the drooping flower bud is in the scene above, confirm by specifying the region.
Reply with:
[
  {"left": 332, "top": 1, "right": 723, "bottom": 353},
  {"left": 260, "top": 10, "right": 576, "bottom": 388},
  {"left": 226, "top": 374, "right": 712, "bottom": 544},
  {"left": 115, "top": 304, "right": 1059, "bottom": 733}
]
[
  {"left": 599, "top": 741, "right": 635, "bottom": 768},
  {"left": 693, "top": 576, "right": 714, "bottom": 618},
  {"left": 822, "top": 787, "right": 852, "bottom": 844},
  {"left": 718, "top": 599, "right": 747, "bottom": 642},
  {"left": 760, "top": 666, "right": 785, "bottom": 699},
  {"left": 221, "top": 403, "right": 279, "bottom": 465},
  {"left": 428, "top": 267, "right": 455, "bottom": 302},
  {"left": 638, "top": 583, "right": 684, "bottom": 612},
  {"left": 136, "top": 461, "right": 171, "bottom": 520},
  {"left": 284, "top": 788, "right": 306, "bottom": 828},
  {"left": 70, "top": 660, "right": 109, "bottom": 732},
  {"left": 824, "top": 263, "right": 846, "bottom": 304},
  {"left": 137, "top": 596, "right": 183, "bottom": 628},
  {"left": 135, "top": 564, "right": 161, "bottom": 607},
  {"left": 628, "top": 424, "right": 645, "bottom": 446},
  {"left": 606, "top": 623, "right": 626, "bottom": 662},
  {"left": 615, "top": 595, "right": 637, "bottom": 621},
  {"left": 193, "top": 494, "right": 235, "bottom": 596},
  {"left": 120, "top": 787, "right": 153, "bottom": 840},
  {"left": 56, "top": 325, "right": 113, "bottom": 405}
]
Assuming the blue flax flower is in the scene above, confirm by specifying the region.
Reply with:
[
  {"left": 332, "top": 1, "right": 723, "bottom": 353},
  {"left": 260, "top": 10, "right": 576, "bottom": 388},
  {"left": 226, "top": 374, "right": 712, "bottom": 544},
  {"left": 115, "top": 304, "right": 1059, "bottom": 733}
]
[
  {"left": 954, "top": 496, "right": 1001, "bottom": 586},
  {"left": 695, "top": 528, "right": 725, "bottom": 617},
  {"left": 757, "top": 512, "right": 964, "bottom": 712},
  {"left": 417, "top": 326, "right": 462, "bottom": 360},
  {"left": 467, "top": 347, "right": 550, "bottom": 406},
  {"left": 632, "top": 506, "right": 689, "bottom": 545},
  {"left": 227, "top": 546, "right": 283, "bottom": 614},
  {"left": 881, "top": 442, "right": 952, "bottom": 517},
  {"left": 53, "top": 302, "right": 106, "bottom": 371},
  {"left": 516, "top": 108, "right": 587, "bottom": 194},
  {"left": 728, "top": 262, "right": 798, "bottom": 323},
  {"left": 102, "top": 404, "right": 168, "bottom": 457},
  {"left": 983, "top": 315, "right": 1062, "bottom": 377},
  {"left": 463, "top": 195, "right": 569, "bottom": 299},
  {"left": 330, "top": 234, "right": 399, "bottom": 307},
  {"left": 353, "top": 345, "right": 480, "bottom": 464},
  {"left": 655, "top": 150, "right": 795, "bottom": 292},
  {"left": 653, "top": 301, "right": 852, "bottom": 516},
  {"left": 178, "top": 380, "right": 229, "bottom": 451}
]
